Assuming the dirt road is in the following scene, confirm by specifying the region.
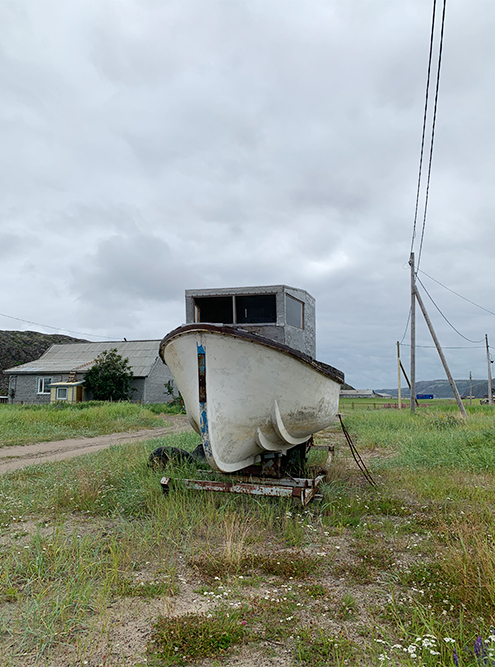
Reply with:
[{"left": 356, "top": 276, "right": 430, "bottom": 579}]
[{"left": 0, "top": 414, "right": 192, "bottom": 475}]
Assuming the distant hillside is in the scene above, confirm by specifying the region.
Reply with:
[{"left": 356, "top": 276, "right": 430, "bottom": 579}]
[
  {"left": 0, "top": 331, "right": 88, "bottom": 395},
  {"left": 376, "top": 379, "right": 493, "bottom": 399}
]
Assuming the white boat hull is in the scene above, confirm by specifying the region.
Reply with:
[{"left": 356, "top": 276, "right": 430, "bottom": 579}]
[{"left": 160, "top": 325, "right": 344, "bottom": 473}]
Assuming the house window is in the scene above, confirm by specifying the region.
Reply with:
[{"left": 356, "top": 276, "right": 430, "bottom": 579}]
[
  {"left": 56, "top": 387, "right": 68, "bottom": 400},
  {"left": 286, "top": 295, "right": 304, "bottom": 328},
  {"left": 37, "top": 377, "right": 53, "bottom": 394}
]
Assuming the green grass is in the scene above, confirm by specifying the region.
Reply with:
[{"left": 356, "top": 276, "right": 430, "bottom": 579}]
[
  {"left": 0, "top": 401, "right": 181, "bottom": 447},
  {"left": 1, "top": 403, "right": 495, "bottom": 665}
]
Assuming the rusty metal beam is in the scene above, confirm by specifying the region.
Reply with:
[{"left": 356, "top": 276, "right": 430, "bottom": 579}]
[{"left": 160, "top": 474, "right": 325, "bottom": 506}]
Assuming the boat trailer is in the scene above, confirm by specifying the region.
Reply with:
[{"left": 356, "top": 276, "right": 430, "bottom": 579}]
[{"left": 158, "top": 442, "right": 334, "bottom": 507}]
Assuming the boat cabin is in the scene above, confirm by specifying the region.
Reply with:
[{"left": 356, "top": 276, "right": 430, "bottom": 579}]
[{"left": 185, "top": 285, "right": 316, "bottom": 358}]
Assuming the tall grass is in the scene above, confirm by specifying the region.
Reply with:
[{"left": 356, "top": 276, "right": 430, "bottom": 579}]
[
  {"left": 1, "top": 403, "right": 495, "bottom": 665},
  {"left": 344, "top": 404, "right": 495, "bottom": 471},
  {"left": 0, "top": 401, "right": 180, "bottom": 447}
]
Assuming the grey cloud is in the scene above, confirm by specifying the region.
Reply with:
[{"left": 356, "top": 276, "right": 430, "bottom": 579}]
[
  {"left": 73, "top": 232, "right": 197, "bottom": 306},
  {"left": 0, "top": 0, "right": 494, "bottom": 386}
]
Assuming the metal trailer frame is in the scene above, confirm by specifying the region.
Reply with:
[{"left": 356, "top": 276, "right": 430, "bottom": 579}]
[{"left": 160, "top": 472, "right": 326, "bottom": 506}]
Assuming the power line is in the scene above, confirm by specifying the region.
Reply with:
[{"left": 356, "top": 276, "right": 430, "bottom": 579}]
[
  {"left": 418, "top": 269, "right": 495, "bottom": 317},
  {"left": 416, "top": 276, "right": 485, "bottom": 343},
  {"left": 400, "top": 307, "right": 412, "bottom": 344},
  {"left": 410, "top": 0, "right": 438, "bottom": 255},
  {"left": 401, "top": 343, "right": 485, "bottom": 349},
  {"left": 416, "top": 0, "right": 448, "bottom": 271},
  {"left": 0, "top": 311, "right": 120, "bottom": 341}
]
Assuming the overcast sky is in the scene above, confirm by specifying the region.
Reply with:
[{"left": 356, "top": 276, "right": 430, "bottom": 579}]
[{"left": 1, "top": 0, "right": 495, "bottom": 389}]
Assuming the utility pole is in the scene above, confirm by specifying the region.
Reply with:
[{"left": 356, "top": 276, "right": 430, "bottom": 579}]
[
  {"left": 486, "top": 334, "right": 493, "bottom": 406},
  {"left": 469, "top": 371, "right": 472, "bottom": 407},
  {"left": 410, "top": 253, "right": 416, "bottom": 413},
  {"left": 397, "top": 342, "right": 402, "bottom": 409},
  {"left": 414, "top": 285, "right": 467, "bottom": 418}
]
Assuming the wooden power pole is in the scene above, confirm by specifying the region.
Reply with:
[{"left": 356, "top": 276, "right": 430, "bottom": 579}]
[
  {"left": 414, "top": 285, "right": 467, "bottom": 418},
  {"left": 397, "top": 341, "right": 402, "bottom": 409},
  {"left": 487, "top": 334, "right": 493, "bottom": 406},
  {"left": 410, "top": 253, "right": 416, "bottom": 413}
]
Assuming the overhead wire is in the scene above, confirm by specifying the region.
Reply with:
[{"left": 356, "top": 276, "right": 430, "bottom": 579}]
[
  {"left": 0, "top": 311, "right": 120, "bottom": 341},
  {"left": 401, "top": 344, "right": 486, "bottom": 349},
  {"left": 400, "top": 308, "right": 412, "bottom": 345},
  {"left": 416, "top": 0, "right": 448, "bottom": 271},
  {"left": 410, "top": 0, "right": 438, "bottom": 255},
  {"left": 418, "top": 269, "right": 495, "bottom": 317},
  {"left": 415, "top": 276, "right": 485, "bottom": 344}
]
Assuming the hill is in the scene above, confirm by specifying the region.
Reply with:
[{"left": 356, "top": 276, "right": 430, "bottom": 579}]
[
  {"left": 376, "top": 378, "right": 493, "bottom": 399},
  {"left": 0, "top": 330, "right": 88, "bottom": 395}
]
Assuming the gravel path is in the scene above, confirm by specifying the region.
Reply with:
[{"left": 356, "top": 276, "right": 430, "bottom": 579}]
[{"left": 0, "top": 414, "right": 192, "bottom": 474}]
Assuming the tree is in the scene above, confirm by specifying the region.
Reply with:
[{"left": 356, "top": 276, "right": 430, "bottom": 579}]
[{"left": 84, "top": 349, "right": 135, "bottom": 401}]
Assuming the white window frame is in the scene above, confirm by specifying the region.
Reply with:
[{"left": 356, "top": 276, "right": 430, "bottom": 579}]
[
  {"left": 56, "top": 387, "right": 68, "bottom": 400},
  {"left": 37, "top": 377, "right": 53, "bottom": 394}
]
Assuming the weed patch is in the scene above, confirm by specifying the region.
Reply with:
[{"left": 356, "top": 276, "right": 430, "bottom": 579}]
[
  {"left": 295, "top": 627, "right": 358, "bottom": 665},
  {"left": 147, "top": 608, "right": 248, "bottom": 665}
]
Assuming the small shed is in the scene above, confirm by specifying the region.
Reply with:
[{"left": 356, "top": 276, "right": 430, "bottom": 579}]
[{"left": 49, "top": 381, "right": 85, "bottom": 404}]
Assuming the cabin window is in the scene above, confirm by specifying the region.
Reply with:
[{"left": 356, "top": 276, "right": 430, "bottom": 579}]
[
  {"left": 56, "top": 387, "right": 68, "bottom": 400},
  {"left": 286, "top": 295, "right": 304, "bottom": 328},
  {"left": 194, "top": 297, "right": 234, "bottom": 323},
  {"left": 194, "top": 294, "right": 277, "bottom": 325},
  {"left": 235, "top": 295, "right": 276, "bottom": 324},
  {"left": 37, "top": 377, "right": 52, "bottom": 394}
]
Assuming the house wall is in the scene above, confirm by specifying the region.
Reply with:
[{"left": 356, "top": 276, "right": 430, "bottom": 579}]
[
  {"left": 8, "top": 374, "right": 64, "bottom": 405},
  {"left": 6, "top": 361, "right": 177, "bottom": 405},
  {"left": 142, "top": 358, "right": 176, "bottom": 403}
]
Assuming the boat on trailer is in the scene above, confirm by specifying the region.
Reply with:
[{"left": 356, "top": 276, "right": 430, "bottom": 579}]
[{"left": 159, "top": 323, "right": 344, "bottom": 474}]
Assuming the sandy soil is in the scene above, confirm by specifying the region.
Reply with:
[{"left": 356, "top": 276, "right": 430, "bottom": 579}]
[
  {"left": 1, "top": 425, "right": 401, "bottom": 667},
  {"left": 0, "top": 413, "right": 192, "bottom": 475}
]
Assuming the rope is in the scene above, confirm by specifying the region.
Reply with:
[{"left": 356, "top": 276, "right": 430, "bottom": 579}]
[{"left": 338, "top": 414, "right": 376, "bottom": 487}]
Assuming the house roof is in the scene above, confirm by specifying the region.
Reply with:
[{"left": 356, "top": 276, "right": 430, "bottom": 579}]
[
  {"left": 340, "top": 389, "right": 375, "bottom": 398},
  {"left": 3, "top": 340, "right": 161, "bottom": 378}
]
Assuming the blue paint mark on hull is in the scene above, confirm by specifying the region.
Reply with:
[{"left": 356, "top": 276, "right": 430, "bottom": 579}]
[{"left": 197, "top": 342, "right": 213, "bottom": 462}]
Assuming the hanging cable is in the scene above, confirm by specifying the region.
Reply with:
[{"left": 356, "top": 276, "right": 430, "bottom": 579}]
[
  {"left": 418, "top": 269, "right": 495, "bottom": 317},
  {"left": 400, "top": 308, "right": 412, "bottom": 345},
  {"left": 416, "top": 0, "right": 448, "bottom": 271},
  {"left": 0, "top": 311, "right": 120, "bottom": 341},
  {"left": 416, "top": 277, "right": 485, "bottom": 343},
  {"left": 401, "top": 343, "right": 485, "bottom": 349},
  {"left": 410, "top": 0, "right": 438, "bottom": 255}
]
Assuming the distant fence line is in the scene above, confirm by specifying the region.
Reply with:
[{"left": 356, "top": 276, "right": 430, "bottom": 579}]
[{"left": 340, "top": 401, "right": 413, "bottom": 411}]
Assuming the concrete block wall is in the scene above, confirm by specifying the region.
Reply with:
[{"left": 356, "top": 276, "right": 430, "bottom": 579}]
[
  {"left": 142, "top": 358, "right": 177, "bottom": 403},
  {"left": 8, "top": 374, "right": 65, "bottom": 405},
  {"left": 185, "top": 284, "right": 316, "bottom": 358}
]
